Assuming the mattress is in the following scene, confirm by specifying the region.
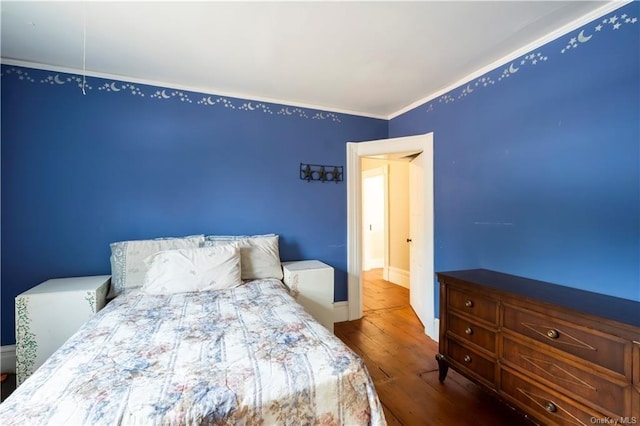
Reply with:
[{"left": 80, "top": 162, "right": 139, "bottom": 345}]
[{"left": 0, "top": 279, "right": 386, "bottom": 425}]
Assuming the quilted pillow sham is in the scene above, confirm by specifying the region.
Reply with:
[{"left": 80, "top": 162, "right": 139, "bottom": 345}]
[
  {"left": 141, "top": 245, "right": 242, "bottom": 294},
  {"left": 203, "top": 234, "right": 283, "bottom": 280},
  {"left": 109, "top": 234, "right": 205, "bottom": 297}
]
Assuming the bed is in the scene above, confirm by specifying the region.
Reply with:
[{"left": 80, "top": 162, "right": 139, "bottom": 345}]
[{"left": 0, "top": 234, "right": 386, "bottom": 425}]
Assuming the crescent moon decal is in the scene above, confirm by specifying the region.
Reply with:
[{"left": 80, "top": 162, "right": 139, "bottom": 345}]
[
  {"left": 53, "top": 75, "right": 65, "bottom": 84},
  {"left": 318, "top": 112, "right": 325, "bottom": 119},
  {"left": 578, "top": 30, "right": 592, "bottom": 43},
  {"left": 509, "top": 64, "right": 519, "bottom": 74},
  {"left": 110, "top": 82, "right": 121, "bottom": 92},
  {"left": 205, "top": 96, "right": 214, "bottom": 105},
  {"left": 284, "top": 108, "right": 292, "bottom": 115},
  {"left": 466, "top": 84, "right": 474, "bottom": 93},
  {"left": 247, "top": 102, "right": 255, "bottom": 110},
  {"left": 161, "top": 90, "right": 171, "bottom": 99}
]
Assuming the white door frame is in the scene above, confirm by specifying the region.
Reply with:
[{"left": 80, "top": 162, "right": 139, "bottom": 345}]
[{"left": 346, "top": 133, "right": 436, "bottom": 339}]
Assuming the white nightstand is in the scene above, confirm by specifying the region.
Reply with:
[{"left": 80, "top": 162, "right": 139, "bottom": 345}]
[
  {"left": 15, "top": 275, "right": 110, "bottom": 385},
  {"left": 282, "top": 260, "right": 335, "bottom": 332}
]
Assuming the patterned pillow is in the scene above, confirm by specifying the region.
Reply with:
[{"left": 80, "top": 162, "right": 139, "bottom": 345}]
[
  {"left": 141, "top": 245, "right": 242, "bottom": 294},
  {"left": 203, "top": 234, "right": 282, "bottom": 280},
  {"left": 109, "top": 235, "right": 204, "bottom": 297}
]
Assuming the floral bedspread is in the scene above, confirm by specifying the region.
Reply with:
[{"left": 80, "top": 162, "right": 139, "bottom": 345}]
[{"left": 0, "top": 279, "right": 386, "bottom": 425}]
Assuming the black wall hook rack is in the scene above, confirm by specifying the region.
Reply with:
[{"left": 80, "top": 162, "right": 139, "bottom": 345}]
[{"left": 300, "top": 163, "right": 343, "bottom": 183}]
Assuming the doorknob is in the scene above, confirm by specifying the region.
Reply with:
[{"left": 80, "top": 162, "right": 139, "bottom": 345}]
[{"left": 406, "top": 238, "right": 412, "bottom": 243}]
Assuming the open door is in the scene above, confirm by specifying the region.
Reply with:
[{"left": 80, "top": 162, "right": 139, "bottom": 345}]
[{"left": 409, "top": 153, "right": 427, "bottom": 326}]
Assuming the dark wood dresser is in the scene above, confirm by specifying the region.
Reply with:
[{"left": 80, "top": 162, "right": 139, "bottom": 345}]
[{"left": 436, "top": 269, "right": 640, "bottom": 425}]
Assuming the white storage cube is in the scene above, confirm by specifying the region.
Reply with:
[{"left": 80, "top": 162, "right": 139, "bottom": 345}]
[
  {"left": 15, "top": 275, "right": 110, "bottom": 385},
  {"left": 282, "top": 260, "right": 335, "bottom": 332}
]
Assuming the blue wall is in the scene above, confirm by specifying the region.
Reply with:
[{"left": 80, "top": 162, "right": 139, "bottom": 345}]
[
  {"left": 0, "top": 69, "right": 387, "bottom": 345},
  {"left": 390, "top": 2, "right": 639, "bottom": 313}
]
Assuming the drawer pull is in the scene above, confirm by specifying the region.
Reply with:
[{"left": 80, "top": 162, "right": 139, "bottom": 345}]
[
  {"left": 465, "top": 300, "right": 474, "bottom": 308},
  {"left": 544, "top": 401, "right": 557, "bottom": 413},
  {"left": 546, "top": 329, "right": 559, "bottom": 339},
  {"left": 465, "top": 327, "right": 473, "bottom": 335},
  {"left": 463, "top": 355, "right": 472, "bottom": 363}
]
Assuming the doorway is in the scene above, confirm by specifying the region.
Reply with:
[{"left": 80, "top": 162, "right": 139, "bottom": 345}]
[
  {"left": 346, "top": 133, "right": 436, "bottom": 340},
  {"left": 361, "top": 166, "right": 388, "bottom": 273}
]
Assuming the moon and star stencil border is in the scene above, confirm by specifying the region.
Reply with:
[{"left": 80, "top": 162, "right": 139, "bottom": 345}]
[
  {"left": 1, "top": 6, "right": 636, "bottom": 121},
  {"left": 424, "top": 7, "right": 637, "bottom": 115},
  {"left": 0, "top": 68, "right": 342, "bottom": 123}
]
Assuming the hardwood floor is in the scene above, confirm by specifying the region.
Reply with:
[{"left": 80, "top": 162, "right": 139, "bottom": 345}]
[{"left": 334, "top": 269, "right": 533, "bottom": 426}]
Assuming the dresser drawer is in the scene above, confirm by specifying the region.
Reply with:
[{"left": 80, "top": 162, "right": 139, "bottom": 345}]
[
  {"left": 448, "top": 312, "right": 497, "bottom": 353},
  {"left": 446, "top": 338, "right": 497, "bottom": 388},
  {"left": 500, "top": 368, "right": 605, "bottom": 426},
  {"left": 501, "top": 335, "right": 631, "bottom": 416},
  {"left": 502, "top": 305, "right": 629, "bottom": 376},
  {"left": 448, "top": 286, "right": 498, "bottom": 325}
]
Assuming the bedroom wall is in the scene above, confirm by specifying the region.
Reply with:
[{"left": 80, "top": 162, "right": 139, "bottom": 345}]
[
  {"left": 390, "top": 2, "right": 640, "bottom": 313},
  {"left": 0, "top": 67, "right": 387, "bottom": 346}
]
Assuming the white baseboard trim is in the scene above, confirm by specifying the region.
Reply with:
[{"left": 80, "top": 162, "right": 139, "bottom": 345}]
[
  {"left": 1, "top": 345, "right": 16, "bottom": 373},
  {"left": 388, "top": 267, "right": 410, "bottom": 288},
  {"left": 382, "top": 267, "right": 390, "bottom": 281},
  {"left": 426, "top": 318, "right": 439, "bottom": 342},
  {"left": 333, "top": 301, "right": 349, "bottom": 323}
]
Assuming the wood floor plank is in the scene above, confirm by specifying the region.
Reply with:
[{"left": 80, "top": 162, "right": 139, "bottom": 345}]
[{"left": 335, "top": 269, "right": 533, "bottom": 425}]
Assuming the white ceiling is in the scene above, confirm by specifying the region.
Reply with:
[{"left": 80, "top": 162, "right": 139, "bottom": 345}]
[{"left": 1, "top": 1, "right": 616, "bottom": 118}]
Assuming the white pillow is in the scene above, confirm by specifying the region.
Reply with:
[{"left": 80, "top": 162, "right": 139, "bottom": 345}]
[
  {"left": 109, "top": 235, "right": 205, "bottom": 297},
  {"left": 142, "top": 245, "right": 242, "bottom": 295},
  {"left": 203, "top": 235, "right": 283, "bottom": 280}
]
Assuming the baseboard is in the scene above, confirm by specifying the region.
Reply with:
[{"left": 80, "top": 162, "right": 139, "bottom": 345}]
[
  {"left": 426, "top": 318, "right": 440, "bottom": 343},
  {"left": 382, "top": 267, "right": 390, "bottom": 281},
  {"left": 388, "top": 266, "right": 410, "bottom": 288},
  {"left": 333, "top": 301, "right": 349, "bottom": 323},
  {"left": 1, "top": 345, "right": 16, "bottom": 373}
]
